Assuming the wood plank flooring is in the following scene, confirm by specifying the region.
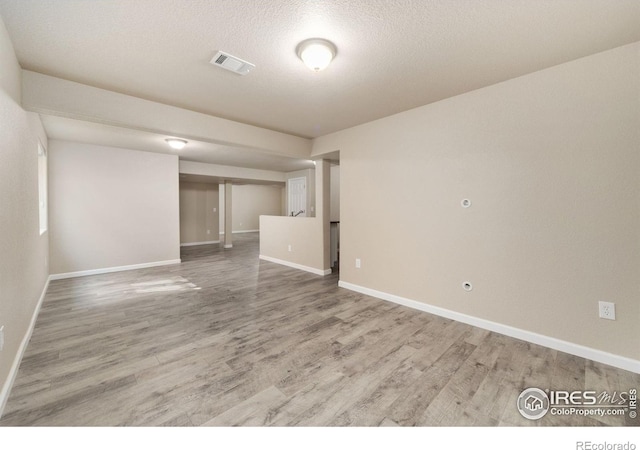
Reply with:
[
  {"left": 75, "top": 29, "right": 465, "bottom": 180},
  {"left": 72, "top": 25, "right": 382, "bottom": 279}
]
[{"left": 1, "top": 233, "right": 638, "bottom": 426}]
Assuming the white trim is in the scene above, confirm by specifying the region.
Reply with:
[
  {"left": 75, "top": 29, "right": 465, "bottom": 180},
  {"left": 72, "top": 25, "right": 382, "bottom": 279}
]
[
  {"left": 223, "top": 244, "right": 233, "bottom": 249},
  {"left": 259, "top": 255, "right": 331, "bottom": 276},
  {"left": 180, "top": 240, "right": 220, "bottom": 247},
  {"left": 219, "top": 230, "right": 259, "bottom": 235},
  {"left": 49, "top": 259, "right": 181, "bottom": 280},
  {"left": 0, "top": 275, "right": 50, "bottom": 418},
  {"left": 338, "top": 281, "right": 640, "bottom": 374}
]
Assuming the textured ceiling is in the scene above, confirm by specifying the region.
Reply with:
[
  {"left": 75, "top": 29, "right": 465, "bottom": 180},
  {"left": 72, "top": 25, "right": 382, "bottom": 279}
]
[{"left": 1, "top": 0, "right": 639, "bottom": 140}]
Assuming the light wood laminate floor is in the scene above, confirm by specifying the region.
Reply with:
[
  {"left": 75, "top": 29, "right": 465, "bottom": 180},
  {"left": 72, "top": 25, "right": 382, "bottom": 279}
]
[{"left": 1, "top": 233, "right": 638, "bottom": 426}]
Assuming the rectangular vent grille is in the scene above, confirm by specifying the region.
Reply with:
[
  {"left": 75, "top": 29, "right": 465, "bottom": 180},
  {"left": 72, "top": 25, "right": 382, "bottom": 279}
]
[{"left": 210, "top": 51, "right": 255, "bottom": 75}]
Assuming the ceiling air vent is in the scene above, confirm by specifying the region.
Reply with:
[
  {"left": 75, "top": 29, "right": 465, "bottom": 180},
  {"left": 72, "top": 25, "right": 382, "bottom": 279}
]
[{"left": 210, "top": 51, "right": 255, "bottom": 75}]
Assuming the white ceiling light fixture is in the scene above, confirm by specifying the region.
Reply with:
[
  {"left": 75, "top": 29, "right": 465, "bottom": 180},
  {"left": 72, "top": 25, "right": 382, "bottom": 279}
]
[
  {"left": 296, "top": 38, "right": 337, "bottom": 72},
  {"left": 165, "top": 138, "right": 188, "bottom": 150}
]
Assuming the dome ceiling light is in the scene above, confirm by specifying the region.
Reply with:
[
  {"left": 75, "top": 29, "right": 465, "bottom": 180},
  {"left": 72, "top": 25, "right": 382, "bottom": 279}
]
[
  {"left": 165, "top": 138, "right": 188, "bottom": 150},
  {"left": 296, "top": 38, "right": 337, "bottom": 72}
]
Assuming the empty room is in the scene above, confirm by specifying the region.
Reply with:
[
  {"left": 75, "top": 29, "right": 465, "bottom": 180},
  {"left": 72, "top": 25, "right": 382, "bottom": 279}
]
[{"left": 0, "top": 0, "right": 638, "bottom": 444}]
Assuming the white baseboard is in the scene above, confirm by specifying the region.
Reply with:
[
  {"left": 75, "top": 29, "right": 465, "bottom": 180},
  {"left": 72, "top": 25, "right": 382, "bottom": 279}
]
[
  {"left": 338, "top": 281, "right": 640, "bottom": 374},
  {"left": 0, "top": 275, "right": 50, "bottom": 419},
  {"left": 219, "top": 230, "right": 259, "bottom": 235},
  {"left": 49, "top": 259, "right": 182, "bottom": 280},
  {"left": 180, "top": 240, "right": 220, "bottom": 247},
  {"left": 259, "top": 255, "right": 332, "bottom": 276}
]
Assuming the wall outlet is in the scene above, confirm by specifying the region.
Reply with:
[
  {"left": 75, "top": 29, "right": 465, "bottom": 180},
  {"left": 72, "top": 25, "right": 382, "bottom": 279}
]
[
  {"left": 598, "top": 301, "right": 616, "bottom": 320},
  {"left": 288, "top": 245, "right": 292, "bottom": 252},
  {"left": 355, "top": 258, "right": 361, "bottom": 269},
  {"left": 0, "top": 326, "right": 4, "bottom": 351},
  {"left": 213, "top": 207, "right": 217, "bottom": 213},
  {"left": 207, "top": 229, "right": 211, "bottom": 235}
]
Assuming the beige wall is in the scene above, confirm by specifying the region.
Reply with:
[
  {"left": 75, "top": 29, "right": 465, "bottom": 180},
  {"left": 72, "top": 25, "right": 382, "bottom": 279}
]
[
  {"left": 314, "top": 43, "right": 640, "bottom": 361},
  {"left": 0, "top": 17, "right": 49, "bottom": 414},
  {"left": 330, "top": 164, "right": 340, "bottom": 222},
  {"left": 179, "top": 160, "right": 286, "bottom": 184},
  {"left": 23, "top": 71, "right": 312, "bottom": 159},
  {"left": 49, "top": 141, "right": 180, "bottom": 275},
  {"left": 259, "top": 160, "right": 331, "bottom": 275},
  {"left": 259, "top": 216, "right": 326, "bottom": 273},
  {"left": 180, "top": 182, "right": 219, "bottom": 245},
  {"left": 0, "top": 17, "right": 19, "bottom": 105},
  {"left": 219, "top": 184, "right": 283, "bottom": 233}
]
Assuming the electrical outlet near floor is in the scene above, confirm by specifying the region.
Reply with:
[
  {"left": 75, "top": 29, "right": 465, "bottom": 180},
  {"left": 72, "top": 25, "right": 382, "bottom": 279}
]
[
  {"left": 0, "top": 325, "right": 4, "bottom": 351},
  {"left": 355, "top": 258, "right": 361, "bottom": 269},
  {"left": 598, "top": 301, "right": 616, "bottom": 320}
]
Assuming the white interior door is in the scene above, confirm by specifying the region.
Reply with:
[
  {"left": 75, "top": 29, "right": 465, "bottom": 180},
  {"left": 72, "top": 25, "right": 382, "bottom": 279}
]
[{"left": 287, "top": 177, "right": 307, "bottom": 217}]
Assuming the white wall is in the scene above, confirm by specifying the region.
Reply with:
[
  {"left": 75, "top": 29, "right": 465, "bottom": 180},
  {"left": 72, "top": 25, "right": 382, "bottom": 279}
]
[
  {"left": 0, "top": 17, "right": 49, "bottom": 415},
  {"left": 180, "top": 182, "right": 219, "bottom": 245},
  {"left": 219, "top": 184, "right": 283, "bottom": 233},
  {"left": 49, "top": 141, "right": 180, "bottom": 275},
  {"left": 313, "top": 43, "right": 640, "bottom": 366}
]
